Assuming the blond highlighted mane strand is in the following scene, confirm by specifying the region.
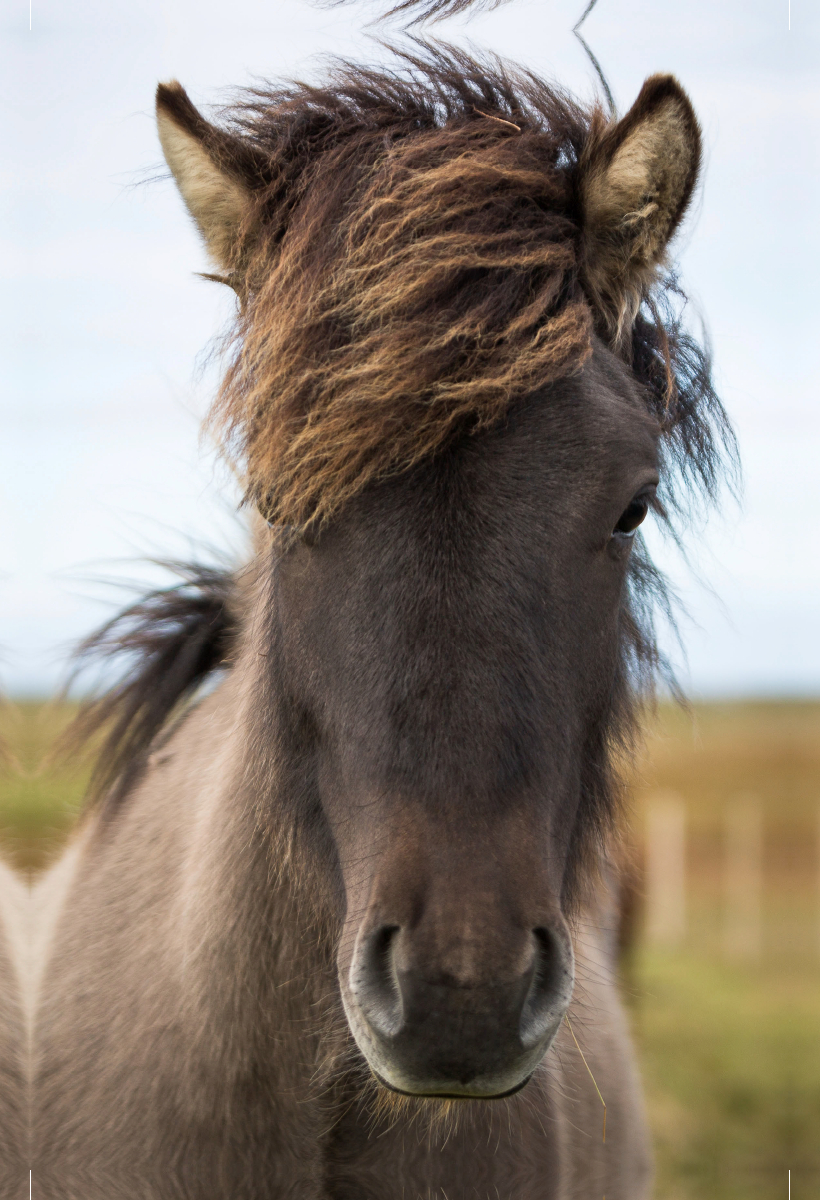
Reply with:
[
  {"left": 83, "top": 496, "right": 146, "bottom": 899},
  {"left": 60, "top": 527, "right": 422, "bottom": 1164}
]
[{"left": 208, "top": 55, "right": 602, "bottom": 531}]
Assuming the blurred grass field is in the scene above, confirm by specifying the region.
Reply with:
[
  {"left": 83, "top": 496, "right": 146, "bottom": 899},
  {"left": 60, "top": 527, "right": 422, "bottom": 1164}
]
[
  {"left": 630, "top": 702, "right": 820, "bottom": 1200},
  {"left": 0, "top": 701, "right": 89, "bottom": 873},
  {"left": 1, "top": 698, "right": 819, "bottom": 1199}
]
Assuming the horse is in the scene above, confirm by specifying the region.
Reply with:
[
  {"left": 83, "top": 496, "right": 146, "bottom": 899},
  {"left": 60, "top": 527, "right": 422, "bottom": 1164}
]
[{"left": 30, "top": 48, "right": 732, "bottom": 1199}]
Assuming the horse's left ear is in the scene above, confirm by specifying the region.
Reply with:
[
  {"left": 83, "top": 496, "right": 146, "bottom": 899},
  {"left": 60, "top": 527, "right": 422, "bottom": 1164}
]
[
  {"left": 156, "top": 81, "right": 263, "bottom": 273},
  {"left": 578, "top": 74, "right": 701, "bottom": 337}
]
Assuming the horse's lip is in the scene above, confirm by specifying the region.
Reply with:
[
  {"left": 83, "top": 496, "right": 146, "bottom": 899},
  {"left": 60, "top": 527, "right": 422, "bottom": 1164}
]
[{"left": 371, "top": 1068, "right": 532, "bottom": 1100}]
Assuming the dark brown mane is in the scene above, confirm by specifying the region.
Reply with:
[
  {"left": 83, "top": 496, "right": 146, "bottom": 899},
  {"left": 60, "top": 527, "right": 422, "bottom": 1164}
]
[
  {"left": 62, "top": 563, "right": 239, "bottom": 810},
  {"left": 324, "top": 0, "right": 515, "bottom": 25},
  {"left": 207, "top": 48, "right": 595, "bottom": 530},
  {"left": 202, "top": 47, "right": 732, "bottom": 537}
]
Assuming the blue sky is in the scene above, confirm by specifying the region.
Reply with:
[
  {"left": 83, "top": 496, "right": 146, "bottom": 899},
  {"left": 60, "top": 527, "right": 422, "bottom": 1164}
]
[{"left": 2, "top": 0, "right": 819, "bottom": 695}]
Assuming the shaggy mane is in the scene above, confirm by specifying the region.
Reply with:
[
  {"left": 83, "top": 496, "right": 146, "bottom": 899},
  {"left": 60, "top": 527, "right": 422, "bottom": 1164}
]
[
  {"left": 207, "top": 47, "right": 731, "bottom": 535},
  {"left": 62, "top": 563, "right": 239, "bottom": 811},
  {"left": 324, "top": 0, "right": 515, "bottom": 25},
  {"left": 210, "top": 49, "right": 599, "bottom": 530}
]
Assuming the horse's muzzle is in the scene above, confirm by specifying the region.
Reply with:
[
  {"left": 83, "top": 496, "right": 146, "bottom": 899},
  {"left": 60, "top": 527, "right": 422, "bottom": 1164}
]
[{"left": 342, "top": 920, "right": 575, "bottom": 1098}]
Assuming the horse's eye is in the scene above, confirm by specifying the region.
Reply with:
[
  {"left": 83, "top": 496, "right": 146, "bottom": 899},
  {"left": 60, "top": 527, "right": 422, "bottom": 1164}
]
[{"left": 613, "top": 494, "right": 650, "bottom": 538}]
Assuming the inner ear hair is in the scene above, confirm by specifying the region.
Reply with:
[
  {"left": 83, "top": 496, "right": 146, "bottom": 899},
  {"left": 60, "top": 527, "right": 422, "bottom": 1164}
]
[
  {"left": 156, "top": 81, "right": 257, "bottom": 271},
  {"left": 579, "top": 74, "right": 702, "bottom": 341}
]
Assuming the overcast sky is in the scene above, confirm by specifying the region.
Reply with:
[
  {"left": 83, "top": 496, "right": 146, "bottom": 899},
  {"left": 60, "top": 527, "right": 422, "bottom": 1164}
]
[{"left": 2, "top": 0, "right": 818, "bottom": 695}]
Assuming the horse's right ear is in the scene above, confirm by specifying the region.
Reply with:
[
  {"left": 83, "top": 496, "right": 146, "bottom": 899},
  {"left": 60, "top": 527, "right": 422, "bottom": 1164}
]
[
  {"left": 578, "top": 75, "right": 701, "bottom": 341},
  {"left": 156, "top": 81, "right": 261, "bottom": 273}
]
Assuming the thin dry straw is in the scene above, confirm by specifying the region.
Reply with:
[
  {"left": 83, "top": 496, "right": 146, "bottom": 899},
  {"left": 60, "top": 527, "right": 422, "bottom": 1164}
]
[
  {"left": 564, "top": 1013, "right": 607, "bottom": 1144},
  {"left": 472, "top": 106, "right": 521, "bottom": 132}
]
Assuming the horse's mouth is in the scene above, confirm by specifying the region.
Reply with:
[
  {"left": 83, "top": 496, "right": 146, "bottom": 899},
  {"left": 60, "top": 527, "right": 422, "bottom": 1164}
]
[{"left": 371, "top": 1068, "right": 532, "bottom": 1101}]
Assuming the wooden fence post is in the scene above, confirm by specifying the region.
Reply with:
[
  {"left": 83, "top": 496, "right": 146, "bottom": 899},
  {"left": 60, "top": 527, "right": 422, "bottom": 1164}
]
[
  {"left": 817, "top": 805, "right": 820, "bottom": 958},
  {"left": 645, "top": 792, "right": 687, "bottom": 948},
  {"left": 723, "top": 795, "right": 762, "bottom": 961}
]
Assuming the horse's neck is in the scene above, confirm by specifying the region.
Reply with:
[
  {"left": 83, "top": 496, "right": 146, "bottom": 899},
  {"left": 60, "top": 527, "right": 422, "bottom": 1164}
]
[{"left": 160, "top": 654, "right": 338, "bottom": 1078}]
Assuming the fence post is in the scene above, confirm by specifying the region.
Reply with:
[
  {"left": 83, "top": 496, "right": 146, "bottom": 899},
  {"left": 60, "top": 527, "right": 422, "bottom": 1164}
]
[
  {"left": 817, "top": 805, "right": 820, "bottom": 958},
  {"left": 723, "top": 795, "right": 763, "bottom": 961},
  {"left": 645, "top": 792, "right": 687, "bottom": 948}
]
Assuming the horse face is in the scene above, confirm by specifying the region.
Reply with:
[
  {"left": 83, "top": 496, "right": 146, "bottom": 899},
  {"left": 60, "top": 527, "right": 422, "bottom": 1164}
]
[
  {"left": 272, "top": 341, "right": 659, "bottom": 1097},
  {"left": 156, "top": 68, "right": 698, "bottom": 1094}
]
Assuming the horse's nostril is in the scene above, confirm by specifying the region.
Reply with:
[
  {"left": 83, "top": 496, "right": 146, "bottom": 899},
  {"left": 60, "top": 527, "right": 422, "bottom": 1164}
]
[
  {"left": 519, "top": 926, "right": 574, "bottom": 1048},
  {"left": 350, "top": 924, "right": 403, "bottom": 1038}
]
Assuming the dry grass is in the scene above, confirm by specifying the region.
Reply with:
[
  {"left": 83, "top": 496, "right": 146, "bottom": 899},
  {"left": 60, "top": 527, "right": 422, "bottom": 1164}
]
[
  {"left": 1, "top": 698, "right": 818, "bottom": 1197},
  {"left": 633, "top": 950, "right": 820, "bottom": 1200},
  {"left": 626, "top": 702, "right": 820, "bottom": 1199},
  {"left": 0, "top": 700, "right": 90, "bottom": 874},
  {"left": 628, "top": 702, "right": 820, "bottom": 962}
]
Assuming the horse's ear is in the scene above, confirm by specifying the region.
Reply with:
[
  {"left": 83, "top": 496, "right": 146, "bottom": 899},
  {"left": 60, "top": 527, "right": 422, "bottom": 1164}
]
[
  {"left": 579, "top": 74, "right": 701, "bottom": 336},
  {"left": 156, "top": 81, "right": 258, "bottom": 272}
]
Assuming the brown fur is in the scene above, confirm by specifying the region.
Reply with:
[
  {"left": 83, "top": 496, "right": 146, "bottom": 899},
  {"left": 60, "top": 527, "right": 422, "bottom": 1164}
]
[{"left": 32, "top": 594, "right": 652, "bottom": 1199}]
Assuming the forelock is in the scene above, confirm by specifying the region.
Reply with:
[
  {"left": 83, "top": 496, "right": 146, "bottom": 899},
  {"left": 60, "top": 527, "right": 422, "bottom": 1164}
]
[
  {"left": 205, "top": 50, "right": 731, "bottom": 539},
  {"left": 208, "top": 52, "right": 599, "bottom": 530}
]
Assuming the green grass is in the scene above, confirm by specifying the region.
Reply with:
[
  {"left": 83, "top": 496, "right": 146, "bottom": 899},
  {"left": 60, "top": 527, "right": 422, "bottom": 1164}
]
[
  {"left": 627, "top": 701, "right": 820, "bottom": 1199},
  {"left": 632, "top": 951, "right": 820, "bottom": 1199},
  {"left": 1, "top": 699, "right": 819, "bottom": 1198},
  {"left": 0, "top": 701, "right": 89, "bottom": 872}
]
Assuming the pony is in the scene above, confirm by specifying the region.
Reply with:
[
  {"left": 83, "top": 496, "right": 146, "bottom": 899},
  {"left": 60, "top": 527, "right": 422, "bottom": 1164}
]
[{"left": 30, "top": 46, "right": 732, "bottom": 1199}]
